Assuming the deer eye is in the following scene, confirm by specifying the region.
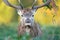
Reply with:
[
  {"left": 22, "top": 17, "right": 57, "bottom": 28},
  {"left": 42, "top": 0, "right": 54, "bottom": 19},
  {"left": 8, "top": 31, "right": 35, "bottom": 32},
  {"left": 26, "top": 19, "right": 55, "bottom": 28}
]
[
  {"left": 21, "top": 15, "right": 23, "bottom": 17},
  {"left": 32, "top": 15, "right": 34, "bottom": 17}
]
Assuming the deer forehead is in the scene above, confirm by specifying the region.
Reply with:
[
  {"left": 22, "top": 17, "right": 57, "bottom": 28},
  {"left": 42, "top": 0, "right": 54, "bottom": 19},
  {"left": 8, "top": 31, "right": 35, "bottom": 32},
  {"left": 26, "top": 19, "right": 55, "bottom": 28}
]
[
  {"left": 17, "top": 9, "right": 33, "bottom": 15},
  {"left": 17, "top": 8, "right": 36, "bottom": 16},
  {"left": 22, "top": 9, "right": 32, "bottom": 13}
]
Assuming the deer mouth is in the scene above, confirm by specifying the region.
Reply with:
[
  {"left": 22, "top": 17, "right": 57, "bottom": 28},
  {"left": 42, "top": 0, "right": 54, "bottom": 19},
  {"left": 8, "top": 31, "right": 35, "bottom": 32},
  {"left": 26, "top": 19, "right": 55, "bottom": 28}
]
[
  {"left": 25, "top": 24, "right": 32, "bottom": 28},
  {"left": 25, "top": 23, "right": 31, "bottom": 26}
]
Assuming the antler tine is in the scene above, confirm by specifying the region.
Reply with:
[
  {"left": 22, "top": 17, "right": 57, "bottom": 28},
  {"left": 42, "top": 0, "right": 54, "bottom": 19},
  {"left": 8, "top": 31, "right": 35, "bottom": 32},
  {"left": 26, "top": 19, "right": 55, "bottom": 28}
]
[
  {"left": 32, "top": 0, "right": 37, "bottom": 8},
  {"left": 18, "top": 0, "right": 24, "bottom": 9},
  {"left": 32, "top": 0, "right": 51, "bottom": 9},
  {"left": 3, "top": 0, "right": 23, "bottom": 9}
]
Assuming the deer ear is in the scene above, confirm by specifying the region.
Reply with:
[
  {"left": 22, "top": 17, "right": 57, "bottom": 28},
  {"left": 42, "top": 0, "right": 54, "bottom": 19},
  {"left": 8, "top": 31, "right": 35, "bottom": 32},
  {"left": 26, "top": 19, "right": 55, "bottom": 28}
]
[{"left": 17, "top": 10, "right": 23, "bottom": 16}]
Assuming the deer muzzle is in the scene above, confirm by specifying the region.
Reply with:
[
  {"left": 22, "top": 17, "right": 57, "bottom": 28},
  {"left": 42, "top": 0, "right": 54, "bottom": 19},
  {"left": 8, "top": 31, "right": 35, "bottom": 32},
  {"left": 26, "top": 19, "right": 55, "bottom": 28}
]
[{"left": 25, "top": 18, "right": 32, "bottom": 26}]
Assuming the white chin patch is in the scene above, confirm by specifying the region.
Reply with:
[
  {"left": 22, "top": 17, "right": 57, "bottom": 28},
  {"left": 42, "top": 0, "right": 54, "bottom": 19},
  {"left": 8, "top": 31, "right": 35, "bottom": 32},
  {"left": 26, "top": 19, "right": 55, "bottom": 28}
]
[
  {"left": 25, "top": 28, "right": 30, "bottom": 33},
  {"left": 25, "top": 23, "right": 31, "bottom": 26}
]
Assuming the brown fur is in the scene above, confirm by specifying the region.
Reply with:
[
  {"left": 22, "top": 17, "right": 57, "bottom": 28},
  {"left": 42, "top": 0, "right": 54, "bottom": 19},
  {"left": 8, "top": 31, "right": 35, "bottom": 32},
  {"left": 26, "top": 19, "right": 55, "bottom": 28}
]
[{"left": 18, "top": 21, "right": 42, "bottom": 38}]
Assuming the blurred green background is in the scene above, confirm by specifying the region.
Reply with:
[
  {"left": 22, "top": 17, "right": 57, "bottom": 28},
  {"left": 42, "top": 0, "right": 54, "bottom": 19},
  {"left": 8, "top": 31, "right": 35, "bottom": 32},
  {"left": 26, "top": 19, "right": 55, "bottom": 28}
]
[{"left": 0, "top": 0, "right": 60, "bottom": 40}]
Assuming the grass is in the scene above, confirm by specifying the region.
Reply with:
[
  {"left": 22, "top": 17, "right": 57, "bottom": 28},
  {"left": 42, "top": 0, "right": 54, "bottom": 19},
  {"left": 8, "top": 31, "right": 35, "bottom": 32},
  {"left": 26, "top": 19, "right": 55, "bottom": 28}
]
[{"left": 0, "top": 22, "right": 60, "bottom": 40}]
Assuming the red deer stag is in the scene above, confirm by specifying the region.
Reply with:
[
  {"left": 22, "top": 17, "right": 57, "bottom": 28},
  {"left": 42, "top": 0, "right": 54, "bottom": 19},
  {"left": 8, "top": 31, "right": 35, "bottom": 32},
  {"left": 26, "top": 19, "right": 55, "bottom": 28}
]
[{"left": 3, "top": 0, "right": 51, "bottom": 40}]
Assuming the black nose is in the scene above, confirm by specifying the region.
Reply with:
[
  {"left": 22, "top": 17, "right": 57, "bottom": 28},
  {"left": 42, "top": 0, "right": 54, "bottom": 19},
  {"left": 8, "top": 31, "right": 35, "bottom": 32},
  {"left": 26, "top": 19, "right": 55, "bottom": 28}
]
[
  {"left": 26, "top": 21, "right": 30, "bottom": 23},
  {"left": 26, "top": 18, "right": 30, "bottom": 23}
]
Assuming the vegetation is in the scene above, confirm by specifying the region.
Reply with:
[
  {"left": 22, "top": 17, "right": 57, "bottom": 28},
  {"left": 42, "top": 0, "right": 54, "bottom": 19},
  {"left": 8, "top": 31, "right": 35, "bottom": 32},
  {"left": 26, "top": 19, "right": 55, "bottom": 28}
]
[
  {"left": 0, "top": 0, "right": 60, "bottom": 25},
  {"left": 0, "top": 23, "right": 60, "bottom": 40},
  {"left": 0, "top": 0, "right": 60, "bottom": 40}
]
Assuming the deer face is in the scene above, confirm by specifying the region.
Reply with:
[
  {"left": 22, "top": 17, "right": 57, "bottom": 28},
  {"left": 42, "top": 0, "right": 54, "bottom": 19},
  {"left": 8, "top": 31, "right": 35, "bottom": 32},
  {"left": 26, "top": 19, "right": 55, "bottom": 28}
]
[
  {"left": 3, "top": 0, "right": 51, "bottom": 37},
  {"left": 3, "top": 0, "right": 51, "bottom": 25},
  {"left": 17, "top": 8, "right": 36, "bottom": 26}
]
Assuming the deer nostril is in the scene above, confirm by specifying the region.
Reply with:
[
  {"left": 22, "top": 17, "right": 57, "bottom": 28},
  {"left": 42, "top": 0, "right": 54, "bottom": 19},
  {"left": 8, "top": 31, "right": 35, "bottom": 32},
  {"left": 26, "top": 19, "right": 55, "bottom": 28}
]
[
  {"left": 26, "top": 20, "right": 30, "bottom": 23},
  {"left": 26, "top": 18, "right": 30, "bottom": 23}
]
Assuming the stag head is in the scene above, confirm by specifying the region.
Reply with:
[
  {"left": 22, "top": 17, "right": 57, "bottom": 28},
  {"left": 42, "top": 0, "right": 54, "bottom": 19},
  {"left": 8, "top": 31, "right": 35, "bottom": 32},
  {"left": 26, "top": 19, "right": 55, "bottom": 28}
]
[
  {"left": 17, "top": 8, "right": 36, "bottom": 27},
  {"left": 3, "top": 0, "right": 51, "bottom": 38},
  {"left": 3, "top": 0, "right": 51, "bottom": 28}
]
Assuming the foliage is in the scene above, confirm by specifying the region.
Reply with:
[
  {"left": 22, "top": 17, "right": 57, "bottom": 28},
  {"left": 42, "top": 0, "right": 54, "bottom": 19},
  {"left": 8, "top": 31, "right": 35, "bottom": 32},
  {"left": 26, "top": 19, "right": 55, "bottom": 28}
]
[
  {"left": 0, "top": 23, "right": 60, "bottom": 40},
  {"left": 0, "top": 0, "right": 60, "bottom": 25},
  {"left": 0, "top": 0, "right": 60, "bottom": 40},
  {"left": 35, "top": 0, "right": 60, "bottom": 25}
]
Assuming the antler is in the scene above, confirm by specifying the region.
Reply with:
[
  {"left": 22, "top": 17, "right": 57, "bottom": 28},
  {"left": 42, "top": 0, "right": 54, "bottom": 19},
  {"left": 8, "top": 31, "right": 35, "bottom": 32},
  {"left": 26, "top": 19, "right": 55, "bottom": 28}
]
[
  {"left": 3, "top": 0, "right": 23, "bottom": 9},
  {"left": 18, "top": 0, "right": 24, "bottom": 8},
  {"left": 32, "top": 0, "right": 37, "bottom": 8},
  {"left": 32, "top": 0, "right": 51, "bottom": 9}
]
